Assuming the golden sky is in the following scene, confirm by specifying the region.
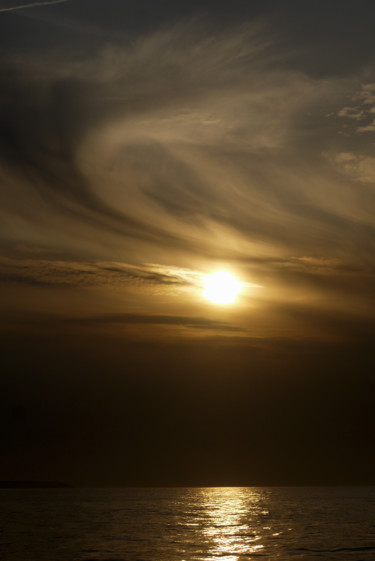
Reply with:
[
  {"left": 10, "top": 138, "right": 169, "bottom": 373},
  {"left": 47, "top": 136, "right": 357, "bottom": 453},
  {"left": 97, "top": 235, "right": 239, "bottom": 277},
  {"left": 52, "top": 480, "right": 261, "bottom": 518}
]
[
  {"left": 1, "top": 0, "right": 375, "bottom": 486},
  {"left": 2, "top": 22, "right": 375, "bottom": 342}
]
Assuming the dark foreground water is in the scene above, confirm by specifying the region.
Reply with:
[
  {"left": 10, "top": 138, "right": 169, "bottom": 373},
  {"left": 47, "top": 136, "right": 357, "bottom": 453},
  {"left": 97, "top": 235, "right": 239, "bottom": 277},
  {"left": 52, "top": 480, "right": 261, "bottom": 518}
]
[{"left": 1, "top": 487, "right": 375, "bottom": 560}]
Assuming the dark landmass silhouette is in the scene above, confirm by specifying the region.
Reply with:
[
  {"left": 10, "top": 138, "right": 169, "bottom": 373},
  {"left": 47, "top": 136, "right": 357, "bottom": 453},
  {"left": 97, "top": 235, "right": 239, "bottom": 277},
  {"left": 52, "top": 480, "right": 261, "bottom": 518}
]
[{"left": 0, "top": 481, "right": 72, "bottom": 488}]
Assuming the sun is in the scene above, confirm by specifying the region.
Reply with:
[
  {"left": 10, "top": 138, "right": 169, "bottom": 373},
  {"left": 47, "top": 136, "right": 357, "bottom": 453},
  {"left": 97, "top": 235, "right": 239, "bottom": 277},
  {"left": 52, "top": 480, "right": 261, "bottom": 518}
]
[{"left": 203, "top": 271, "right": 242, "bottom": 305}]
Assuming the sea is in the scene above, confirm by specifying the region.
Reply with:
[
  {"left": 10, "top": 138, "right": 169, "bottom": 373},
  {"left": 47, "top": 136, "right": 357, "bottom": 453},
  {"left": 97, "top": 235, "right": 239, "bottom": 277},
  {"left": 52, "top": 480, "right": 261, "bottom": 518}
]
[{"left": 1, "top": 487, "right": 375, "bottom": 560}]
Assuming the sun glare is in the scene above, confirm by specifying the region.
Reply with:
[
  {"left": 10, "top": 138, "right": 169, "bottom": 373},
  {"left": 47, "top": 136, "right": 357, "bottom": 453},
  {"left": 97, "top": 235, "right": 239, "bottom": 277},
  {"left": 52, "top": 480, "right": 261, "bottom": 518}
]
[{"left": 203, "top": 271, "right": 242, "bottom": 305}]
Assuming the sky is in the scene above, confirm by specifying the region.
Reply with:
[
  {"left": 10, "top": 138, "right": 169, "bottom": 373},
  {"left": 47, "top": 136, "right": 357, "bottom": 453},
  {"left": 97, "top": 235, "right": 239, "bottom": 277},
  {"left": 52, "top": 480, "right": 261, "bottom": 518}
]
[{"left": 1, "top": 0, "right": 375, "bottom": 487}]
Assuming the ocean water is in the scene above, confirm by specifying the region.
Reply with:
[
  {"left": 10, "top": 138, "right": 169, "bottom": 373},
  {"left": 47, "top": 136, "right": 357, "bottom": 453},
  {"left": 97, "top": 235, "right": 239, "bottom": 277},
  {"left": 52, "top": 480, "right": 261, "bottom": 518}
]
[{"left": 1, "top": 487, "right": 375, "bottom": 560}]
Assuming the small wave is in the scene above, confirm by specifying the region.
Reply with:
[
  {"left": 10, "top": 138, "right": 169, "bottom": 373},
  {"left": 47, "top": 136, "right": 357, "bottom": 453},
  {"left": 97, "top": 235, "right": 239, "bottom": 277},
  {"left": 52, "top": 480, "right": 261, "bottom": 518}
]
[
  {"left": 80, "top": 553, "right": 131, "bottom": 560},
  {"left": 295, "top": 545, "right": 375, "bottom": 553},
  {"left": 206, "top": 554, "right": 266, "bottom": 558}
]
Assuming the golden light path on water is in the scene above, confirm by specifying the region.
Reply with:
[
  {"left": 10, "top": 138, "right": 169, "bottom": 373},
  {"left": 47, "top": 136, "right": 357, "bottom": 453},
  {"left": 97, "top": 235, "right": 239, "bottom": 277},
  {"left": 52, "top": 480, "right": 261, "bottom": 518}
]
[
  {"left": 198, "top": 488, "right": 266, "bottom": 560},
  {"left": 3, "top": 486, "right": 375, "bottom": 559}
]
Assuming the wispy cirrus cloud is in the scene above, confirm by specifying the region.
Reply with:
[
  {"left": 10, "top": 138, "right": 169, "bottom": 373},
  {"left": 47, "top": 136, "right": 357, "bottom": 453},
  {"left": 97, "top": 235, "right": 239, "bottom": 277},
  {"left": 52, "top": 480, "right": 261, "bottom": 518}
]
[
  {"left": 0, "top": 22, "right": 336, "bottom": 261},
  {"left": 0, "top": 0, "right": 72, "bottom": 13},
  {"left": 0, "top": 257, "right": 261, "bottom": 295},
  {"left": 0, "top": 257, "right": 201, "bottom": 288},
  {"left": 1, "top": 21, "right": 375, "bottom": 334}
]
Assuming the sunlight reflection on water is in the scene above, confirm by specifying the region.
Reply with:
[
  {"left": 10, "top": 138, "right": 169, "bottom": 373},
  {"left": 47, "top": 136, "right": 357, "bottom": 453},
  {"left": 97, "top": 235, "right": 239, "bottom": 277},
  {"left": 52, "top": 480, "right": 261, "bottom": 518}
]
[
  {"left": 199, "top": 487, "right": 264, "bottom": 559},
  {"left": 1, "top": 486, "right": 375, "bottom": 560}
]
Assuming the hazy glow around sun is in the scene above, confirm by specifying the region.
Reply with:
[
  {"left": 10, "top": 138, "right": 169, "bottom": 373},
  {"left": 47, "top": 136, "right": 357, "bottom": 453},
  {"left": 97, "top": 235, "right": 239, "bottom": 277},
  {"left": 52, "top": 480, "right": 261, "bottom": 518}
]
[{"left": 203, "top": 271, "right": 242, "bottom": 305}]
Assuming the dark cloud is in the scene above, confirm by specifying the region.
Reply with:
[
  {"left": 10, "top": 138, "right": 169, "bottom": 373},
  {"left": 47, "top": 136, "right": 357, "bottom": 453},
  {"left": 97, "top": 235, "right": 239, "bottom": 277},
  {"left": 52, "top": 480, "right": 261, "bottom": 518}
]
[
  {"left": 0, "top": 258, "right": 199, "bottom": 287},
  {"left": 70, "top": 312, "right": 244, "bottom": 331},
  {"left": 3, "top": 310, "right": 244, "bottom": 333}
]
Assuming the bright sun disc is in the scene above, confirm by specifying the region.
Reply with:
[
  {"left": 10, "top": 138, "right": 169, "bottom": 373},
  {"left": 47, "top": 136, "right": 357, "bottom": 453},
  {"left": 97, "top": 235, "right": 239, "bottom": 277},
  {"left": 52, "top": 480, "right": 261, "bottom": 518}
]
[{"left": 203, "top": 271, "right": 241, "bottom": 305}]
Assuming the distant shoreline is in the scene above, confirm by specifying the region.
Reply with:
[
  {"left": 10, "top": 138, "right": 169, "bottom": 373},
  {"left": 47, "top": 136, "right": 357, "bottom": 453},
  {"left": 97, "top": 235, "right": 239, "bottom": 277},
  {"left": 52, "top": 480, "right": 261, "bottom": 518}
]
[{"left": 0, "top": 481, "right": 72, "bottom": 488}]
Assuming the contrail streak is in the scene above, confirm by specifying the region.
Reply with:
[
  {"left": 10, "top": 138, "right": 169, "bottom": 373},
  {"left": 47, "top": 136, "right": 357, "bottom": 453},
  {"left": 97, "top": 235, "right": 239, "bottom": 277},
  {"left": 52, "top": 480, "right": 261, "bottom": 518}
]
[{"left": 0, "top": 0, "right": 72, "bottom": 13}]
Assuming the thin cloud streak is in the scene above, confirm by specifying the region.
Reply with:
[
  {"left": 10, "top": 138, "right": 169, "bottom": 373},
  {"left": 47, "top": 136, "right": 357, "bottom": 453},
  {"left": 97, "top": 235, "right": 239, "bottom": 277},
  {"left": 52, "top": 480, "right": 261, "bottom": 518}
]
[
  {"left": 0, "top": 257, "right": 203, "bottom": 288},
  {"left": 0, "top": 0, "right": 72, "bottom": 13},
  {"left": 65, "top": 312, "right": 246, "bottom": 332}
]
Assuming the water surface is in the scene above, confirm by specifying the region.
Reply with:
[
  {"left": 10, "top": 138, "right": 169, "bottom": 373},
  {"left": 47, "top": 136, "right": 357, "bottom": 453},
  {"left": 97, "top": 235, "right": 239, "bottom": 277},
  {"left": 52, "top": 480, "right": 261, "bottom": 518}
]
[{"left": 1, "top": 486, "right": 375, "bottom": 560}]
